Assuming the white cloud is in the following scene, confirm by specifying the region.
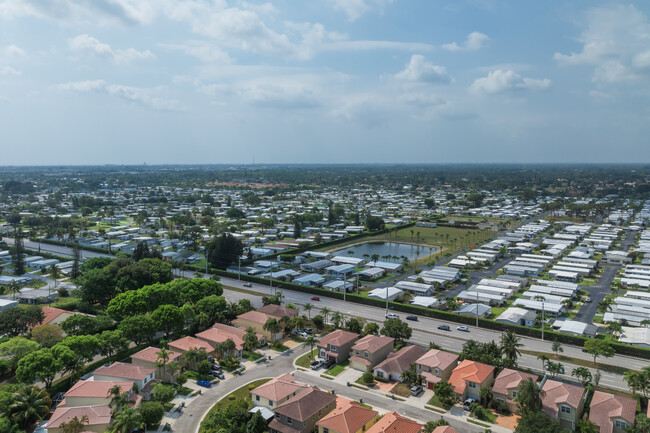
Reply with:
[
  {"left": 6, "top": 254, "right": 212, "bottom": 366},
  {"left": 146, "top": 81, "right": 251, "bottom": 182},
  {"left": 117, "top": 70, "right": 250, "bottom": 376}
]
[
  {"left": 0, "top": 65, "right": 20, "bottom": 75},
  {"left": 68, "top": 34, "right": 155, "bottom": 63},
  {"left": 57, "top": 79, "right": 185, "bottom": 111},
  {"left": 395, "top": 55, "right": 452, "bottom": 84},
  {"left": 398, "top": 92, "right": 445, "bottom": 108},
  {"left": 331, "top": 94, "right": 393, "bottom": 127},
  {"left": 239, "top": 82, "right": 321, "bottom": 109},
  {"left": 469, "top": 69, "right": 551, "bottom": 94},
  {"left": 160, "top": 41, "right": 231, "bottom": 63},
  {"left": 442, "top": 32, "right": 490, "bottom": 52},
  {"left": 327, "top": 0, "right": 394, "bottom": 22},
  {"left": 554, "top": 5, "right": 650, "bottom": 83},
  {"left": 4, "top": 44, "right": 25, "bottom": 57}
]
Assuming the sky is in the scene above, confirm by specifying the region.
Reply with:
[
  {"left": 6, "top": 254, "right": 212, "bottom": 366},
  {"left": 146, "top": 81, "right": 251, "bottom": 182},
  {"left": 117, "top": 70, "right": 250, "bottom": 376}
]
[{"left": 1, "top": 0, "right": 650, "bottom": 165}]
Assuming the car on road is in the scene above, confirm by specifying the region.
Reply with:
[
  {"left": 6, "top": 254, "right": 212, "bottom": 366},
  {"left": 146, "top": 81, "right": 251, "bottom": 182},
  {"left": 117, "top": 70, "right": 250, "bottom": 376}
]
[
  {"left": 437, "top": 324, "right": 451, "bottom": 331},
  {"left": 243, "top": 282, "right": 252, "bottom": 287},
  {"left": 385, "top": 313, "right": 400, "bottom": 320},
  {"left": 410, "top": 385, "right": 423, "bottom": 396},
  {"left": 197, "top": 380, "right": 212, "bottom": 388},
  {"left": 585, "top": 297, "right": 591, "bottom": 302},
  {"left": 311, "top": 296, "right": 320, "bottom": 301},
  {"left": 457, "top": 326, "right": 470, "bottom": 332},
  {"left": 310, "top": 359, "right": 325, "bottom": 370},
  {"left": 463, "top": 398, "right": 477, "bottom": 410},
  {"left": 405, "top": 315, "right": 418, "bottom": 321}
]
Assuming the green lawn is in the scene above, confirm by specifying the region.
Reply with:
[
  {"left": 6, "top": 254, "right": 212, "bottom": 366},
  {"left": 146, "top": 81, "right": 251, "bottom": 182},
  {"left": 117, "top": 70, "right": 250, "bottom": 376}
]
[
  {"left": 295, "top": 348, "right": 317, "bottom": 369},
  {"left": 270, "top": 344, "right": 289, "bottom": 352},
  {"left": 325, "top": 360, "right": 349, "bottom": 377},
  {"left": 427, "top": 394, "right": 452, "bottom": 410},
  {"left": 199, "top": 378, "right": 272, "bottom": 432},
  {"left": 243, "top": 351, "right": 264, "bottom": 362}
]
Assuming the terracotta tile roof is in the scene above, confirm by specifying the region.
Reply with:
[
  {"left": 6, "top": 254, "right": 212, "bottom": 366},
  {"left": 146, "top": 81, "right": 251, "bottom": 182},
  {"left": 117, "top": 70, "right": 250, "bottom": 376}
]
[
  {"left": 257, "top": 304, "right": 298, "bottom": 318},
  {"left": 168, "top": 336, "right": 214, "bottom": 353},
  {"left": 351, "top": 335, "right": 394, "bottom": 353},
  {"left": 421, "top": 371, "right": 442, "bottom": 384},
  {"left": 196, "top": 327, "right": 245, "bottom": 351},
  {"left": 317, "top": 400, "right": 378, "bottom": 433},
  {"left": 349, "top": 356, "right": 373, "bottom": 366},
  {"left": 46, "top": 405, "right": 112, "bottom": 429},
  {"left": 252, "top": 373, "right": 309, "bottom": 402},
  {"left": 365, "top": 411, "right": 423, "bottom": 433},
  {"left": 274, "top": 386, "right": 336, "bottom": 422},
  {"left": 317, "top": 330, "right": 359, "bottom": 350},
  {"left": 492, "top": 368, "right": 538, "bottom": 396},
  {"left": 448, "top": 360, "right": 495, "bottom": 395},
  {"left": 131, "top": 347, "right": 181, "bottom": 364},
  {"left": 541, "top": 379, "right": 585, "bottom": 419},
  {"left": 268, "top": 418, "right": 302, "bottom": 433},
  {"left": 415, "top": 349, "right": 459, "bottom": 371},
  {"left": 65, "top": 380, "right": 134, "bottom": 398},
  {"left": 236, "top": 310, "right": 273, "bottom": 325},
  {"left": 589, "top": 391, "right": 637, "bottom": 433},
  {"left": 432, "top": 426, "right": 459, "bottom": 433},
  {"left": 374, "top": 345, "right": 426, "bottom": 376},
  {"left": 212, "top": 322, "right": 264, "bottom": 341},
  {"left": 40, "top": 306, "right": 73, "bottom": 325},
  {"left": 93, "top": 362, "right": 154, "bottom": 381}
]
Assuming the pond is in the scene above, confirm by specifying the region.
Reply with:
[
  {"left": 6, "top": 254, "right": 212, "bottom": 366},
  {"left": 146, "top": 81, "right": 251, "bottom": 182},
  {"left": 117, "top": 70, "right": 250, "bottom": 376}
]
[{"left": 333, "top": 242, "right": 436, "bottom": 261}]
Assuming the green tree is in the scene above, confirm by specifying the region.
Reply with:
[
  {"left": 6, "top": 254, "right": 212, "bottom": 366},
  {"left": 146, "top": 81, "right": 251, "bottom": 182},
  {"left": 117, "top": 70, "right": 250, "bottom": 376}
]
[
  {"left": 195, "top": 295, "right": 228, "bottom": 325},
  {"left": 515, "top": 411, "right": 562, "bottom": 433},
  {"left": 312, "top": 315, "right": 325, "bottom": 331},
  {"left": 400, "top": 364, "right": 422, "bottom": 387},
  {"left": 0, "top": 305, "right": 44, "bottom": 337},
  {"left": 245, "top": 411, "right": 268, "bottom": 433},
  {"left": 380, "top": 319, "right": 412, "bottom": 343},
  {"left": 153, "top": 383, "right": 176, "bottom": 404},
  {"left": 206, "top": 234, "right": 244, "bottom": 269},
  {"left": 15, "top": 348, "right": 61, "bottom": 389},
  {"left": 110, "top": 407, "right": 142, "bottom": 433},
  {"left": 551, "top": 340, "right": 563, "bottom": 357},
  {"left": 243, "top": 327, "right": 260, "bottom": 353},
  {"left": 363, "top": 322, "right": 379, "bottom": 336},
  {"left": 583, "top": 339, "right": 615, "bottom": 364},
  {"left": 499, "top": 330, "right": 522, "bottom": 366},
  {"left": 577, "top": 419, "right": 599, "bottom": 433},
  {"left": 346, "top": 317, "right": 364, "bottom": 334},
  {"left": 12, "top": 229, "right": 26, "bottom": 276},
  {"left": 263, "top": 318, "right": 282, "bottom": 339},
  {"left": 433, "top": 381, "right": 454, "bottom": 406},
  {"left": 515, "top": 378, "right": 543, "bottom": 415},
  {"left": 5, "top": 386, "right": 51, "bottom": 430},
  {"left": 71, "top": 241, "right": 81, "bottom": 279},
  {"left": 0, "top": 337, "right": 40, "bottom": 370},
  {"left": 156, "top": 347, "right": 171, "bottom": 383},
  {"left": 151, "top": 304, "right": 185, "bottom": 337},
  {"left": 139, "top": 402, "right": 164, "bottom": 430},
  {"left": 423, "top": 419, "right": 448, "bottom": 433},
  {"left": 118, "top": 314, "right": 156, "bottom": 345},
  {"left": 30, "top": 324, "right": 64, "bottom": 348}
]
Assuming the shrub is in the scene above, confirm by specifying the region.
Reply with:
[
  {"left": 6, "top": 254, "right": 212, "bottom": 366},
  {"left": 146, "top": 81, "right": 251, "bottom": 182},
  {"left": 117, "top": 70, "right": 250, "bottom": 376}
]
[
  {"left": 139, "top": 401, "right": 165, "bottom": 428},
  {"left": 248, "top": 384, "right": 256, "bottom": 390},
  {"left": 374, "top": 376, "right": 389, "bottom": 383},
  {"left": 198, "top": 359, "right": 212, "bottom": 375},
  {"left": 361, "top": 372, "right": 374, "bottom": 384},
  {"left": 228, "top": 394, "right": 236, "bottom": 400}
]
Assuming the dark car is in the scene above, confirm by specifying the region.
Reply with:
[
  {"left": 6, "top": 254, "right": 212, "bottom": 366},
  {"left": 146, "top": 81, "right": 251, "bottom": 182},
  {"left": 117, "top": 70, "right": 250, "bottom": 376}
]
[
  {"left": 311, "top": 296, "right": 320, "bottom": 301},
  {"left": 405, "top": 315, "right": 418, "bottom": 321},
  {"left": 197, "top": 380, "right": 212, "bottom": 388},
  {"left": 437, "top": 324, "right": 451, "bottom": 331},
  {"left": 324, "top": 358, "right": 336, "bottom": 368},
  {"left": 463, "top": 398, "right": 477, "bottom": 410}
]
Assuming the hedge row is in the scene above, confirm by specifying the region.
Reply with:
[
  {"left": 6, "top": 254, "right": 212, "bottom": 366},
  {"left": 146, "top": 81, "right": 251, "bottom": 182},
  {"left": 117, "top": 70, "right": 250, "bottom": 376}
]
[
  {"left": 36, "top": 238, "right": 114, "bottom": 255},
  {"left": 212, "top": 269, "right": 650, "bottom": 360}
]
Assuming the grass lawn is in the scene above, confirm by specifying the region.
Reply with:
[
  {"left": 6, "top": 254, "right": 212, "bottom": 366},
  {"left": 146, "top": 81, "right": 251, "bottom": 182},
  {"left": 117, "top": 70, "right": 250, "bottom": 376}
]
[
  {"left": 390, "top": 382, "right": 411, "bottom": 398},
  {"left": 427, "top": 395, "right": 453, "bottom": 410},
  {"left": 295, "top": 348, "right": 317, "bottom": 369},
  {"left": 177, "top": 386, "right": 193, "bottom": 396},
  {"left": 199, "top": 378, "right": 272, "bottom": 432},
  {"left": 325, "top": 360, "right": 349, "bottom": 377},
  {"left": 521, "top": 349, "right": 632, "bottom": 375},
  {"left": 580, "top": 279, "right": 598, "bottom": 286},
  {"left": 243, "top": 351, "right": 263, "bottom": 362},
  {"left": 270, "top": 344, "right": 289, "bottom": 352}
]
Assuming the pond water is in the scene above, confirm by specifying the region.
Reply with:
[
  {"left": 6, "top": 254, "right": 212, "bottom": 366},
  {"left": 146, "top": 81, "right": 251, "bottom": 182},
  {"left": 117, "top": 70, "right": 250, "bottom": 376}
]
[{"left": 333, "top": 242, "right": 436, "bottom": 261}]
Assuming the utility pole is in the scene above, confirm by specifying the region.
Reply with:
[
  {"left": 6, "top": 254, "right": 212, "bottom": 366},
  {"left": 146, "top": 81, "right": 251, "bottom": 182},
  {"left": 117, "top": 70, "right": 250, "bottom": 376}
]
[
  {"left": 385, "top": 283, "right": 389, "bottom": 316},
  {"left": 476, "top": 291, "right": 479, "bottom": 328},
  {"left": 238, "top": 257, "right": 241, "bottom": 280}
]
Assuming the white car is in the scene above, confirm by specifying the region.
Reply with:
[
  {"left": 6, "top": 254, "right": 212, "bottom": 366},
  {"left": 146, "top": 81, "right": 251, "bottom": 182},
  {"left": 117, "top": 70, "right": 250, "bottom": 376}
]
[
  {"left": 385, "top": 313, "right": 400, "bottom": 320},
  {"left": 457, "top": 326, "right": 470, "bottom": 332}
]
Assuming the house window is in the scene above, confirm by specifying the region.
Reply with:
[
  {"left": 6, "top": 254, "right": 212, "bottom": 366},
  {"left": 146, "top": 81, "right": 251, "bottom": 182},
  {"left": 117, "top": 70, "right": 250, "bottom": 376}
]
[
  {"left": 560, "top": 405, "right": 571, "bottom": 414},
  {"left": 376, "top": 371, "right": 384, "bottom": 378},
  {"left": 255, "top": 395, "right": 260, "bottom": 401},
  {"left": 434, "top": 368, "right": 439, "bottom": 375},
  {"left": 287, "top": 417, "right": 292, "bottom": 425},
  {"left": 329, "top": 345, "right": 337, "bottom": 353},
  {"left": 269, "top": 401, "right": 273, "bottom": 407},
  {"left": 468, "top": 382, "right": 477, "bottom": 389},
  {"left": 512, "top": 391, "right": 517, "bottom": 398},
  {"left": 615, "top": 420, "right": 626, "bottom": 429},
  {"left": 364, "top": 351, "right": 369, "bottom": 358},
  {"left": 356, "top": 350, "right": 360, "bottom": 356},
  {"left": 323, "top": 429, "right": 329, "bottom": 433}
]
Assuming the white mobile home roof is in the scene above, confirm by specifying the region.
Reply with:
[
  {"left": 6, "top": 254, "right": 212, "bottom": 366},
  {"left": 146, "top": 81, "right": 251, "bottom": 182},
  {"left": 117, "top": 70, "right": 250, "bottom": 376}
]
[
  {"left": 536, "top": 280, "right": 579, "bottom": 291},
  {"left": 470, "top": 284, "right": 515, "bottom": 298},
  {"left": 513, "top": 299, "right": 564, "bottom": 314},
  {"left": 528, "top": 284, "right": 576, "bottom": 298},
  {"left": 457, "top": 290, "right": 505, "bottom": 305}
]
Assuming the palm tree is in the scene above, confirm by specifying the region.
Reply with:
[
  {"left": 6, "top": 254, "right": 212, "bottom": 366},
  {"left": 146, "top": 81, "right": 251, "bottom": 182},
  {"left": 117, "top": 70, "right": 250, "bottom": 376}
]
[
  {"left": 305, "top": 334, "right": 316, "bottom": 359},
  {"left": 537, "top": 354, "right": 549, "bottom": 373},
  {"left": 107, "top": 385, "right": 130, "bottom": 412},
  {"left": 243, "top": 327, "right": 260, "bottom": 353},
  {"left": 222, "top": 338, "right": 236, "bottom": 357},
  {"left": 61, "top": 415, "right": 89, "bottom": 433},
  {"left": 551, "top": 340, "right": 563, "bottom": 357},
  {"left": 571, "top": 367, "right": 593, "bottom": 387},
  {"left": 6, "top": 386, "right": 52, "bottom": 429},
  {"left": 263, "top": 318, "right": 282, "bottom": 341},
  {"left": 479, "top": 386, "right": 493, "bottom": 407},
  {"left": 184, "top": 348, "right": 207, "bottom": 371},
  {"left": 499, "top": 330, "right": 522, "bottom": 364},
  {"left": 605, "top": 321, "right": 622, "bottom": 339},
  {"left": 546, "top": 360, "right": 564, "bottom": 379},
  {"left": 156, "top": 348, "right": 170, "bottom": 382},
  {"left": 515, "top": 378, "right": 544, "bottom": 416},
  {"left": 331, "top": 312, "right": 344, "bottom": 329},
  {"left": 6, "top": 280, "right": 20, "bottom": 299},
  {"left": 303, "top": 303, "right": 313, "bottom": 321},
  {"left": 110, "top": 407, "right": 142, "bottom": 433},
  {"left": 321, "top": 307, "right": 331, "bottom": 324}
]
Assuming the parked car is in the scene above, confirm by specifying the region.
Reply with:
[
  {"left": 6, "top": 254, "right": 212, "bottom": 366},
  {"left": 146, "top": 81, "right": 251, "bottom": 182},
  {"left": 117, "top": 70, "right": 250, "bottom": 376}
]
[
  {"left": 211, "top": 364, "right": 222, "bottom": 371},
  {"left": 324, "top": 358, "right": 336, "bottom": 368},
  {"left": 585, "top": 297, "right": 591, "bottom": 302},
  {"left": 385, "top": 313, "right": 400, "bottom": 320},
  {"left": 457, "top": 326, "right": 470, "bottom": 332},
  {"left": 410, "top": 385, "right": 423, "bottom": 396},
  {"left": 405, "top": 315, "right": 418, "bottom": 321},
  {"left": 310, "top": 359, "right": 325, "bottom": 370},
  {"left": 311, "top": 296, "right": 320, "bottom": 301},
  {"left": 437, "top": 324, "right": 451, "bottom": 331},
  {"left": 463, "top": 398, "right": 477, "bottom": 410},
  {"left": 243, "top": 282, "right": 252, "bottom": 287},
  {"left": 197, "top": 380, "right": 212, "bottom": 388},
  {"left": 297, "top": 331, "right": 309, "bottom": 338},
  {"left": 213, "top": 371, "right": 225, "bottom": 380},
  {"left": 303, "top": 328, "right": 313, "bottom": 334}
]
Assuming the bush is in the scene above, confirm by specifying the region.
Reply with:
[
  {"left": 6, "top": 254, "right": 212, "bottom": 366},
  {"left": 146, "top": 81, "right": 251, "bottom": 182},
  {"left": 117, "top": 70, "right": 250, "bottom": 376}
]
[
  {"left": 57, "top": 287, "right": 69, "bottom": 297},
  {"left": 374, "top": 376, "right": 389, "bottom": 383},
  {"left": 139, "top": 401, "right": 165, "bottom": 428},
  {"left": 248, "top": 384, "right": 256, "bottom": 390},
  {"left": 198, "top": 359, "right": 212, "bottom": 375},
  {"left": 228, "top": 394, "right": 236, "bottom": 400},
  {"left": 361, "top": 372, "right": 374, "bottom": 384},
  {"left": 153, "top": 383, "right": 176, "bottom": 404}
]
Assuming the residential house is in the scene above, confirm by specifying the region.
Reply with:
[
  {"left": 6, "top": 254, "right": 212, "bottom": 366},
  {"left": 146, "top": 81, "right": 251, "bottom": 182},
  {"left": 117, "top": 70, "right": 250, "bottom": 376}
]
[
  {"left": 373, "top": 345, "right": 426, "bottom": 382},
  {"left": 46, "top": 405, "right": 112, "bottom": 433},
  {"left": 61, "top": 380, "right": 141, "bottom": 408},
  {"left": 589, "top": 391, "right": 637, "bottom": 433},
  {"left": 415, "top": 349, "right": 459, "bottom": 389},
  {"left": 196, "top": 323, "right": 267, "bottom": 357},
  {"left": 39, "top": 306, "right": 75, "bottom": 325},
  {"left": 257, "top": 304, "right": 299, "bottom": 319},
  {"left": 269, "top": 387, "right": 337, "bottom": 433},
  {"left": 234, "top": 310, "right": 284, "bottom": 342},
  {"left": 168, "top": 335, "right": 215, "bottom": 357},
  {"left": 492, "top": 369, "right": 538, "bottom": 412},
  {"left": 251, "top": 373, "right": 309, "bottom": 410},
  {"left": 448, "top": 360, "right": 495, "bottom": 401},
  {"left": 541, "top": 379, "right": 587, "bottom": 431},
  {"left": 316, "top": 399, "right": 379, "bottom": 433},
  {"left": 432, "top": 427, "right": 459, "bottom": 433},
  {"left": 317, "top": 330, "right": 359, "bottom": 364},
  {"left": 131, "top": 347, "right": 182, "bottom": 382},
  {"left": 92, "top": 362, "right": 157, "bottom": 400},
  {"left": 364, "top": 412, "right": 423, "bottom": 433},
  {"left": 348, "top": 335, "right": 395, "bottom": 372}
]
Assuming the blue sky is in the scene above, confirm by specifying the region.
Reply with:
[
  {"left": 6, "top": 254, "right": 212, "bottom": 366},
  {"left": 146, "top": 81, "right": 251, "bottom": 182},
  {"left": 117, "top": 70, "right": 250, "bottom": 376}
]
[{"left": 1, "top": 0, "right": 649, "bottom": 165}]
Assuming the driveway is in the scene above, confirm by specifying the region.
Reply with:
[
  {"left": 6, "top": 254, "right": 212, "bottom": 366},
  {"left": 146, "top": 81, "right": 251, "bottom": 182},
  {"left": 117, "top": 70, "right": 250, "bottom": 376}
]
[{"left": 574, "top": 264, "right": 620, "bottom": 323}]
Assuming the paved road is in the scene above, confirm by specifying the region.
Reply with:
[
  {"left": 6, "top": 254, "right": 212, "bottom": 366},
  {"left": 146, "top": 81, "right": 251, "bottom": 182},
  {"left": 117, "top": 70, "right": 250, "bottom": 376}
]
[
  {"left": 207, "top": 275, "right": 641, "bottom": 392},
  {"left": 4, "top": 238, "right": 112, "bottom": 259},
  {"left": 574, "top": 265, "right": 619, "bottom": 323}
]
